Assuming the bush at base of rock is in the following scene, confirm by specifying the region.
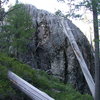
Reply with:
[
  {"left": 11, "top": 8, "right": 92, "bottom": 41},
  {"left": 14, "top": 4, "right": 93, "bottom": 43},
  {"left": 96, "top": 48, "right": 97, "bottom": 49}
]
[{"left": 0, "top": 53, "right": 93, "bottom": 100}]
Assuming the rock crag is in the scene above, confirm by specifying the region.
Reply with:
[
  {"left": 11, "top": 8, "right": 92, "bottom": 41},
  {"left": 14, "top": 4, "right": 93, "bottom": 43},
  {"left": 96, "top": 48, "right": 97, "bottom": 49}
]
[{"left": 19, "top": 5, "right": 95, "bottom": 93}]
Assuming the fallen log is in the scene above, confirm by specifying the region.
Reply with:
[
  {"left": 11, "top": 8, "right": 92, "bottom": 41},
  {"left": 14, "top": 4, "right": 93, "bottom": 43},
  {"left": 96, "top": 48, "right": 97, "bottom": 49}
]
[
  {"left": 61, "top": 18, "right": 95, "bottom": 98},
  {"left": 8, "top": 71, "right": 55, "bottom": 100}
]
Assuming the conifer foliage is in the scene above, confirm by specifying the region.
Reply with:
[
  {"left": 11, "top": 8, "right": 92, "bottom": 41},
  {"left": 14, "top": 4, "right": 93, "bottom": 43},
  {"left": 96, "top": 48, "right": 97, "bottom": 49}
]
[{"left": 0, "top": 4, "right": 35, "bottom": 57}]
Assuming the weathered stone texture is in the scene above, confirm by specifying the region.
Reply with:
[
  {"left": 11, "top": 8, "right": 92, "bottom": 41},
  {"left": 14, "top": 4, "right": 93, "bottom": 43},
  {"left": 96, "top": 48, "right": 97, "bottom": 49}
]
[{"left": 18, "top": 5, "right": 95, "bottom": 93}]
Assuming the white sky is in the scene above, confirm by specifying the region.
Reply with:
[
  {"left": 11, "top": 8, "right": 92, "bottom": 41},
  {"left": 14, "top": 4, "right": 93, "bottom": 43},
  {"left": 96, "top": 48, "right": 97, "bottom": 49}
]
[
  {"left": 6, "top": 0, "right": 68, "bottom": 13},
  {"left": 5, "top": 0, "right": 94, "bottom": 42}
]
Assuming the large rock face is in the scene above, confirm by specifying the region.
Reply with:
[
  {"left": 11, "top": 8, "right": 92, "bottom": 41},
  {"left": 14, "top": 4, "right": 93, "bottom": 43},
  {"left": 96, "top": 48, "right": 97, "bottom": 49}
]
[{"left": 21, "top": 5, "right": 94, "bottom": 93}]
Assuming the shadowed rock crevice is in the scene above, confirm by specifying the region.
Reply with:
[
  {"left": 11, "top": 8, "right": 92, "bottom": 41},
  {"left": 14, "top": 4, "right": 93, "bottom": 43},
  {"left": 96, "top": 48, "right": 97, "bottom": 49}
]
[{"left": 63, "top": 49, "right": 68, "bottom": 84}]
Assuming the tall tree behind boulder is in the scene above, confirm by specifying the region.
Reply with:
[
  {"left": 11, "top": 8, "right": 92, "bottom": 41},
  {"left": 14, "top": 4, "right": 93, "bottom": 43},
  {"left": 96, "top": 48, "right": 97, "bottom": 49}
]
[{"left": 0, "top": 4, "right": 35, "bottom": 58}]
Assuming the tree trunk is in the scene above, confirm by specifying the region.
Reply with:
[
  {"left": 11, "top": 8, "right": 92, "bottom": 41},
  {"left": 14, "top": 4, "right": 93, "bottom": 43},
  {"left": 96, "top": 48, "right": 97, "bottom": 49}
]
[
  {"left": 8, "top": 71, "right": 54, "bottom": 100},
  {"left": 92, "top": 0, "right": 100, "bottom": 100},
  {"left": 61, "top": 18, "right": 95, "bottom": 98}
]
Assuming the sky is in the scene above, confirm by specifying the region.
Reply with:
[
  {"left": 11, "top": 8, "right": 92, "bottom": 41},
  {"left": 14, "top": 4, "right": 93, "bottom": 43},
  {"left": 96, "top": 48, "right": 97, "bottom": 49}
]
[
  {"left": 6, "top": 0, "right": 68, "bottom": 13},
  {"left": 4, "top": 0, "right": 94, "bottom": 42}
]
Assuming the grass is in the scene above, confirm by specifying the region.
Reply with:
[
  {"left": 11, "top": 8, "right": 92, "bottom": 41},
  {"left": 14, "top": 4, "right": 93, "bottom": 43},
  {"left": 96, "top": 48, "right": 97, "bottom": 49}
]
[{"left": 0, "top": 53, "right": 93, "bottom": 100}]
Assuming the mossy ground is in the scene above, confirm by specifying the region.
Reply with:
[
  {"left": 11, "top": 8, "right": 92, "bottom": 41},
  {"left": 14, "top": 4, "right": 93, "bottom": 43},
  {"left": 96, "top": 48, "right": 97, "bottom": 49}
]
[{"left": 0, "top": 53, "right": 93, "bottom": 100}]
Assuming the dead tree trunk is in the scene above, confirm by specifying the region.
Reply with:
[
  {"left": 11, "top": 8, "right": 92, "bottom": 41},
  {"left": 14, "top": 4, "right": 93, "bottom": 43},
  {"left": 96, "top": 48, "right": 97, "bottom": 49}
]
[
  {"left": 8, "top": 71, "right": 54, "bottom": 100},
  {"left": 61, "top": 18, "right": 95, "bottom": 98}
]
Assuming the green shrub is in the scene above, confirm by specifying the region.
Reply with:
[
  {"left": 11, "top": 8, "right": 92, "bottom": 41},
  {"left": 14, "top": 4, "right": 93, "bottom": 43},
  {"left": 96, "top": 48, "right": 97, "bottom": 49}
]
[{"left": 0, "top": 53, "right": 93, "bottom": 100}]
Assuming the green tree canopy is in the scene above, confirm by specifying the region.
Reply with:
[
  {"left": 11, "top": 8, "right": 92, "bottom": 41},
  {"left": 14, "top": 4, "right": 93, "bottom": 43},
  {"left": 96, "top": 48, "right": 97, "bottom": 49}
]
[{"left": 0, "top": 4, "right": 35, "bottom": 57}]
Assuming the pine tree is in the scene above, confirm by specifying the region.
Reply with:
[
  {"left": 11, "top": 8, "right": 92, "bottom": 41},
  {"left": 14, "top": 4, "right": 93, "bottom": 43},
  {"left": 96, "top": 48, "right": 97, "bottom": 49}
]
[
  {"left": 92, "top": 1, "right": 100, "bottom": 100},
  {"left": 0, "top": 4, "right": 35, "bottom": 57}
]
